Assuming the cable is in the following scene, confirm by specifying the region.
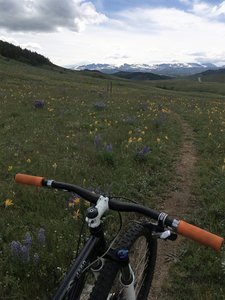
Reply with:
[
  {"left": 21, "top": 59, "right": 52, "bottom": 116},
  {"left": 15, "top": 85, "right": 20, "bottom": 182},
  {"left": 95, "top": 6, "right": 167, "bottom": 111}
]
[{"left": 81, "top": 211, "right": 123, "bottom": 274}]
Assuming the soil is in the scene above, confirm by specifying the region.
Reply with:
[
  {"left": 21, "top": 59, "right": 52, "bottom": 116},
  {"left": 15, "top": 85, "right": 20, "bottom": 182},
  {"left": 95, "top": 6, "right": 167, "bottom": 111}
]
[{"left": 149, "top": 119, "right": 197, "bottom": 300}]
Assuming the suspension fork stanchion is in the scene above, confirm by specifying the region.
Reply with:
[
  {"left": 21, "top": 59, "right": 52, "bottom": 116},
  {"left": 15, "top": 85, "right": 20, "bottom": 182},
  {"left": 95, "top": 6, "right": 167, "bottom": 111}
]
[{"left": 116, "top": 249, "right": 136, "bottom": 300}]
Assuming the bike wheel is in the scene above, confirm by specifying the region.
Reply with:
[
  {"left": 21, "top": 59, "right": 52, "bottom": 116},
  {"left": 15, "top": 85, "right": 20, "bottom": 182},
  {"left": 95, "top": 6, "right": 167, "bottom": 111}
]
[{"left": 89, "top": 221, "right": 157, "bottom": 300}]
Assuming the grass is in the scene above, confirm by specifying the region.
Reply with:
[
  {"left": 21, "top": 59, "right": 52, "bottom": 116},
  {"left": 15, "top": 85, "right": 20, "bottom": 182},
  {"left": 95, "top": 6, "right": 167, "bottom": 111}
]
[
  {"left": 0, "top": 56, "right": 225, "bottom": 299},
  {"left": 161, "top": 95, "right": 225, "bottom": 299}
]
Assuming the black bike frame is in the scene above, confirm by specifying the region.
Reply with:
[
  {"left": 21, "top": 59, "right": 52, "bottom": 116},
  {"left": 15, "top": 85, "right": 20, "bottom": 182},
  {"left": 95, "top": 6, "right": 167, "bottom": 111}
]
[{"left": 52, "top": 228, "right": 106, "bottom": 300}]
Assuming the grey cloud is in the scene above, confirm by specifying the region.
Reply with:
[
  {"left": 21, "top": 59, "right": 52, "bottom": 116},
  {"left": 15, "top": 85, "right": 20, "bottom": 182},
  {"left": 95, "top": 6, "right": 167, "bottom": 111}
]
[
  {"left": 188, "top": 51, "right": 225, "bottom": 66},
  {"left": 0, "top": 0, "right": 106, "bottom": 32}
]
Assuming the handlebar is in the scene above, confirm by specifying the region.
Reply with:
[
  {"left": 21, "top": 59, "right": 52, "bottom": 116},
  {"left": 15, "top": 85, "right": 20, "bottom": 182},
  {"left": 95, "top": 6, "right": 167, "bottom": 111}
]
[{"left": 15, "top": 173, "right": 224, "bottom": 251}]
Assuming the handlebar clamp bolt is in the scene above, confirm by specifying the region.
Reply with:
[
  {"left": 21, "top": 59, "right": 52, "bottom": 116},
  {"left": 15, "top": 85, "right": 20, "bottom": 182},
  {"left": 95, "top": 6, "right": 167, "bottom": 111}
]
[{"left": 86, "top": 207, "right": 98, "bottom": 219}]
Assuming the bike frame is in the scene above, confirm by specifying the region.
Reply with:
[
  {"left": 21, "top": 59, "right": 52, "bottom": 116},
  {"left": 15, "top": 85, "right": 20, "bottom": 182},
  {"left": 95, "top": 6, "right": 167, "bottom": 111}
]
[
  {"left": 52, "top": 231, "right": 105, "bottom": 300},
  {"left": 52, "top": 196, "right": 139, "bottom": 300}
]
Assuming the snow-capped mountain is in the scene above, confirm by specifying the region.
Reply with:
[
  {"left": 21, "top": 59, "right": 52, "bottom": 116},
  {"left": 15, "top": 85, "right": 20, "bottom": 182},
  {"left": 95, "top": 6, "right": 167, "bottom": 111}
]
[{"left": 68, "top": 62, "right": 218, "bottom": 76}]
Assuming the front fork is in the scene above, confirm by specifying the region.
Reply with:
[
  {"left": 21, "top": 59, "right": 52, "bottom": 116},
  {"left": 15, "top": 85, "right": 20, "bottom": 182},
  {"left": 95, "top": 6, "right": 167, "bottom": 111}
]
[{"left": 119, "top": 264, "right": 136, "bottom": 300}]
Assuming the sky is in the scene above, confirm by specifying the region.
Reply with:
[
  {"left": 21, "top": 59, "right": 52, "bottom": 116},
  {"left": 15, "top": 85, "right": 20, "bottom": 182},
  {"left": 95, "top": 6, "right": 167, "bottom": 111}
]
[{"left": 0, "top": 0, "right": 225, "bottom": 67}]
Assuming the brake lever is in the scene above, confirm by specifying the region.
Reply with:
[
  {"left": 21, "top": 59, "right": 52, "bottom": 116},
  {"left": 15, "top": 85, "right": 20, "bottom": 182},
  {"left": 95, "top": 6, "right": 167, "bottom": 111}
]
[{"left": 153, "top": 230, "right": 177, "bottom": 241}]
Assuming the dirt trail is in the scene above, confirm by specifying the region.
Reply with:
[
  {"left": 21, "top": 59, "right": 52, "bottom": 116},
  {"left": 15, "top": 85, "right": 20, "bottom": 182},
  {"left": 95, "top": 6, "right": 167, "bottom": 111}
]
[{"left": 149, "top": 119, "right": 197, "bottom": 300}]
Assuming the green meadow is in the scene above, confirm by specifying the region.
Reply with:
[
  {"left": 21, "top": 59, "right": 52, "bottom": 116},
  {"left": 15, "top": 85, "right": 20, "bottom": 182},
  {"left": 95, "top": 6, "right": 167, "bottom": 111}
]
[{"left": 0, "top": 56, "right": 225, "bottom": 299}]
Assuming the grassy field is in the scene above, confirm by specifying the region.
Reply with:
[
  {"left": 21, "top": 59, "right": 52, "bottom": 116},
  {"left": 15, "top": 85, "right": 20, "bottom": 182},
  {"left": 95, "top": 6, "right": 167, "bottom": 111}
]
[{"left": 0, "top": 56, "right": 225, "bottom": 299}]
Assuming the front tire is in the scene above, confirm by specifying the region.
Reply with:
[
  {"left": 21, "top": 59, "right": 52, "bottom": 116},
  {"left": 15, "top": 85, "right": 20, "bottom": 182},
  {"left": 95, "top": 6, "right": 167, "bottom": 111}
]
[{"left": 89, "top": 221, "right": 157, "bottom": 300}]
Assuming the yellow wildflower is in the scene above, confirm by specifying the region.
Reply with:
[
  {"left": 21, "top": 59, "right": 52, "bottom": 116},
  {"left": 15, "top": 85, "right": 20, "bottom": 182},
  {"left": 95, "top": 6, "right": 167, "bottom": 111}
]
[
  {"left": 73, "top": 198, "right": 80, "bottom": 205},
  {"left": 73, "top": 209, "right": 81, "bottom": 220},
  {"left": 208, "top": 132, "right": 212, "bottom": 137},
  {"left": 128, "top": 130, "right": 132, "bottom": 135},
  {"left": 137, "top": 137, "right": 143, "bottom": 142},
  {"left": 8, "top": 166, "right": 13, "bottom": 171},
  {"left": 68, "top": 202, "right": 75, "bottom": 208},
  {"left": 84, "top": 200, "right": 90, "bottom": 207},
  {"left": 128, "top": 137, "right": 133, "bottom": 143},
  {"left": 52, "top": 162, "right": 57, "bottom": 169},
  {"left": 165, "top": 136, "right": 169, "bottom": 140},
  {"left": 26, "top": 158, "right": 32, "bottom": 163},
  {"left": 4, "top": 199, "right": 14, "bottom": 208},
  {"left": 157, "top": 138, "right": 161, "bottom": 143}
]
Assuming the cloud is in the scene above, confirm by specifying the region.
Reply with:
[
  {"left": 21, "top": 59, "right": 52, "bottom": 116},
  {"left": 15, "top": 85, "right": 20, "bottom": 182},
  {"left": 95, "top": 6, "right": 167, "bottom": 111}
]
[
  {"left": 191, "top": 1, "right": 225, "bottom": 21},
  {"left": 0, "top": 0, "right": 107, "bottom": 32},
  {"left": 188, "top": 50, "right": 225, "bottom": 66}
]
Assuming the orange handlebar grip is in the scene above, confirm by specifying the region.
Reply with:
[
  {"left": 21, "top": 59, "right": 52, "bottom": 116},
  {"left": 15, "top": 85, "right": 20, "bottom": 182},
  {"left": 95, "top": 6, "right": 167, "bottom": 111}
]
[
  {"left": 177, "top": 220, "right": 224, "bottom": 251},
  {"left": 15, "top": 173, "right": 44, "bottom": 187}
]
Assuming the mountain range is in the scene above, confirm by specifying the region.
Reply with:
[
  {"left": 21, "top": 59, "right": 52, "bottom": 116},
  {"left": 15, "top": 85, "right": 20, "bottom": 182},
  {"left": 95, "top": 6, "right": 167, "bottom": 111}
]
[{"left": 69, "top": 62, "right": 223, "bottom": 77}]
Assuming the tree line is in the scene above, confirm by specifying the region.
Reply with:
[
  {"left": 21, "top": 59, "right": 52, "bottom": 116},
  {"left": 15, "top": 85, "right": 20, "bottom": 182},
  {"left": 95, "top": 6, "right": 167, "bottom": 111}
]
[{"left": 0, "top": 40, "right": 52, "bottom": 66}]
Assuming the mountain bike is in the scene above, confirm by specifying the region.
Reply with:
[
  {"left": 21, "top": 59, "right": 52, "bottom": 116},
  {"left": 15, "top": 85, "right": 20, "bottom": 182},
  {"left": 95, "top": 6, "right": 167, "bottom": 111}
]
[{"left": 15, "top": 173, "right": 224, "bottom": 300}]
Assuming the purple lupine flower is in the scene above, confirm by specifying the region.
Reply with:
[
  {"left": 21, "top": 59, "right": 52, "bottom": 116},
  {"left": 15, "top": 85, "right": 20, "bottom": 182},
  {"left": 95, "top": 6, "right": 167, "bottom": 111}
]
[
  {"left": 33, "top": 253, "right": 40, "bottom": 264},
  {"left": 104, "top": 144, "right": 113, "bottom": 152},
  {"left": 142, "top": 146, "right": 151, "bottom": 155},
  {"left": 94, "top": 102, "right": 106, "bottom": 110},
  {"left": 21, "top": 245, "right": 30, "bottom": 262},
  {"left": 94, "top": 135, "right": 102, "bottom": 149},
  {"left": 24, "top": 232, "right": 32, "bottom": 250},
  {"left": 10, "top": 241, "right": 22, "bottom": 257},
  {"left": 37, "top": 228, "right": 45, "bottom": 246},
  {"left": 34, "top": 100, "right": 44, "bottom": 109},
  {"left": 136, "top": 146, "right": 151, "bottom": 161}
]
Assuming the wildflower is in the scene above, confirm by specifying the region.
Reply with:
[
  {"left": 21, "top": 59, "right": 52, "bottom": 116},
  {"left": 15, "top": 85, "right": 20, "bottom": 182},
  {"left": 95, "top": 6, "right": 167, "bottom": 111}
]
[
  {"left": 26, "top": 158, "right": 31, "bottom": 163},
  {"left": 8, "top": 166, "right": 13, "bottom": 171},
  {"left": 24, "top": 232, "right": 32, "bottom": 250},
  {"left": 94, "top": 135, "right": 102, "bottom": 149},
  {"left": 104, "top": 144, "right": 113, "bottom": 152},
  {"left": 10, "top": 241, "right": 22, "bottom": 257},
  {"left": 21, "top": 245, "right": 30, "bottom": 262},
  {"left": 37, "top": 228, "right": 45, "bottom": 246},
  {"left": 94, "top": 102, "right": 107, "bottom": 110},
  {"left": 208, "top": 132, "right": 212, "bottom": 137},
  {"left": 165, "top": 136, "right": 169, "bottom": 140},
  {"left": 128, "top": 137, "right": 133, "bottom": 143},
  {"left": 52, "top": 162, "right": 57, "bottom": 169},
  {"left": 74, "top": 197, "right": 80, "bottom": 204},
  {"left": 73, "top": 209, "right": 81, "bottom": 220},
  {"left": 135, "top": 146, "right": 151, "bottom": 161},
  {"left": 128, "top": 130, "right": 132, "bottom": 135},
  {"left": 4, "top": 199, "right": 14, "bottom": 208},
  {"left": 137, "top": 137, "right": 143, "bottom": 142},
  {"left": 84, "top": 200, "right": 90, "bottom": 207},
  {"left": 34, "top": 100, "right": 44, "bottom": 109},
  {"left": 157, "top": 138, "right": 161, "bottom": 143},
  {"left": 68, "top": 196, "right": 80, "bottom": 207}
]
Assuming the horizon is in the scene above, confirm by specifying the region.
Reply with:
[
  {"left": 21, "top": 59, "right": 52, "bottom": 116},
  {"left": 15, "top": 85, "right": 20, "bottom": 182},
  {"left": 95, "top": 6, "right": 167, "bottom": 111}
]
[{"left": 1, "top": 1, "right": 225, "bottom": 67}]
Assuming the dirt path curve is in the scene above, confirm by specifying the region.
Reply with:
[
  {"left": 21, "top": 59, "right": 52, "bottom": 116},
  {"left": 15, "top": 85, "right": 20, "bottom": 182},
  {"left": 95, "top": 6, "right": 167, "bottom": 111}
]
[{"left": 149, "top": 118, "right": 197, "bottom": 300}]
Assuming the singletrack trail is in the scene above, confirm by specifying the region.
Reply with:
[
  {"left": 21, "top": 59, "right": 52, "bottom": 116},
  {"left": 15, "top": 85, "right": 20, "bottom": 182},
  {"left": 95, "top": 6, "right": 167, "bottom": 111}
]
[{"left": 150, "top": 118, "right": 197, "bottom": 300}]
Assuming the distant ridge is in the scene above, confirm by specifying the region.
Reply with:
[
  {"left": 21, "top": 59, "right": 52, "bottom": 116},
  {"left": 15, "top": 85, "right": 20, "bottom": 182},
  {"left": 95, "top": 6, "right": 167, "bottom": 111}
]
[
  {"left": 69, "top": 62, "right": 219, "bottom": 76},
  {"left": 0, "top": 40, "right": 52, "bottom": 66},
  {"left": 190, "top": 68, "right": 225, "bottom": 83},
  {"left": 112, "top": 71, "right": 170, "bottom": 81}
]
